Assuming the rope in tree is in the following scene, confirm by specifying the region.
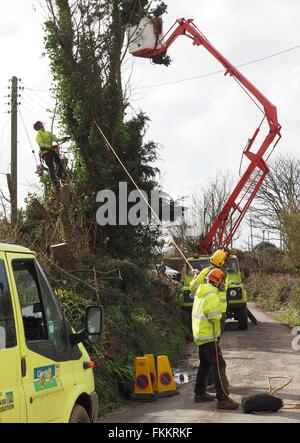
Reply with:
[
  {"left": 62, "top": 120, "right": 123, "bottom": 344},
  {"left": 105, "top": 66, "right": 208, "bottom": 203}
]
[{"left": 93, "top": 120, "right": 194, "bottom": 272}]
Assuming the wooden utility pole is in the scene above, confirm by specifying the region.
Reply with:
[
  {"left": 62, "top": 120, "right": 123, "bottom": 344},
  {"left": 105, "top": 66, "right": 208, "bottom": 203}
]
[{"left": 10, "top": 76, "right": 18, "bottom": 227}]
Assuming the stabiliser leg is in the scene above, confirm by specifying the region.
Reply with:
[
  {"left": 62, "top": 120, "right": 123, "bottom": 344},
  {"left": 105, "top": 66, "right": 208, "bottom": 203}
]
[{"left": 247, "top": 309, "right": 258, "bottom": 325}]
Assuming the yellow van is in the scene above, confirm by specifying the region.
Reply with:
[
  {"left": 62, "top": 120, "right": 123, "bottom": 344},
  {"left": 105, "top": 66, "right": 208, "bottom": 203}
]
[{"left": 0, "top": 243, "right": 103, "bottom": 423}]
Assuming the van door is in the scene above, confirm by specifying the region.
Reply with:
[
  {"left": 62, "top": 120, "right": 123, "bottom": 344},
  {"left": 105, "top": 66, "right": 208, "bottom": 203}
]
[
  {"left": 6, "top": 254, "right": 78, "bottom": 423},
  {"left": 0, "top": 253, "right": 25, "bottom": 422}
]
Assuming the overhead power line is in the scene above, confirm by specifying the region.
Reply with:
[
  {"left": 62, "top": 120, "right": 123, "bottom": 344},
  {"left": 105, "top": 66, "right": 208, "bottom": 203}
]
[
  {"left": 23, "top": 87, "right": 51, "bottom": 93},
  {"left": 23, "top": 88, "right": 54, "bottom": 109},
  {"left": 21, "top": 102, "right": 49, "bottom": 123},
  {"left": 22, "top": 95, "right": 49, "bottom": 115},
  {"left": 18, "top": 107, "right": 39, "bottom": 165},
  {"left": 133, "top": 42, "right": 300, "bottom": 90}
]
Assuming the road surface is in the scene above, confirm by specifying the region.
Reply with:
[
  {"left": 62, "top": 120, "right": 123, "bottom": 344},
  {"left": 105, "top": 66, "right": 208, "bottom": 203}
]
[{"left": 98, "top": 303, "right": 300, "bottom": 423}]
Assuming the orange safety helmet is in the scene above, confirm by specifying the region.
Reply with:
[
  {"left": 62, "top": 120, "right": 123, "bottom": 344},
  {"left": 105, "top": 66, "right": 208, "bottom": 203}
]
[
  {"left": 33, "top": 121, "right": 44, "bottom": 131},
  {"left": 207, "top": 268, "right": 224, "bottom": 287}
]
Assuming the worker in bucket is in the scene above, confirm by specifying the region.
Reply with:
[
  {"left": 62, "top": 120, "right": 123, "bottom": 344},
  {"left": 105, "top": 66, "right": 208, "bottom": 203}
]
[
  {"left": 34, "top": 121, "right": 69, "bottom": 191},
  {"left": 192, "top": 268, "right": 238, "bottom": 410}
]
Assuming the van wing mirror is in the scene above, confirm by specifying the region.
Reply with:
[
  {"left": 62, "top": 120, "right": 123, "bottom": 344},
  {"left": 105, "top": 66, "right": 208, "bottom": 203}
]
[
  {"left": 86, "top": 305, "right": 103, "bottom": 341},
  {"left": 71, "top": 305, "right": 104, "bottom": 346}
]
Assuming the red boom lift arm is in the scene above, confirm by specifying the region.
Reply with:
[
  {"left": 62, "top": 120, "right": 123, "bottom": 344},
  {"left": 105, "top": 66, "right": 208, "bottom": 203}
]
[{"left": 131, "top": 18, "right": 282, "bottom": 253}]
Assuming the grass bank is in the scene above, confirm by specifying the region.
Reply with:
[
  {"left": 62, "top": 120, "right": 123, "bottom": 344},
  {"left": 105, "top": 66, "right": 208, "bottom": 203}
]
[{"left": 245, "top": 273, "right": 300, "bottom": 327}]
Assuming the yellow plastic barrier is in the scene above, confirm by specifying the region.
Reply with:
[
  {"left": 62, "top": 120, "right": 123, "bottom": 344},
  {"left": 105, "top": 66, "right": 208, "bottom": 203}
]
[
  {"left": 130, "top": 356, "right": 157, "bottom": 401},
  {"left": 144, "top": 354, "right": 158, "bottom": 393},
  {"left": 156, "top": 355, "right": 179, "bottom": 398}
]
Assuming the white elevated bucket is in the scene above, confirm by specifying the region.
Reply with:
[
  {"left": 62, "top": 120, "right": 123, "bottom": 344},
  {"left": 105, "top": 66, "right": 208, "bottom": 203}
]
[{"left": 127, "top": 18, "right": 164, "bottom": 56}]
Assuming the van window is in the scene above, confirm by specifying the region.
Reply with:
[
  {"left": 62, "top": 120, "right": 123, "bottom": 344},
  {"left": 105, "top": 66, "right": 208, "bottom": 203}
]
[
  {"left": 187, "top": 260, "right": 210, "bottom": 275},
  {"left": 13, "top": 259, "right": 67, "bottom": 354},
  {"left": 0, "top": 261, "right": 17, "bottom": 349},
  {"left": 36, "top": 261, "right": 68, "bottom": 354},
  {"left": 226, "top": 259, "right": 238, "bottom": 274}
]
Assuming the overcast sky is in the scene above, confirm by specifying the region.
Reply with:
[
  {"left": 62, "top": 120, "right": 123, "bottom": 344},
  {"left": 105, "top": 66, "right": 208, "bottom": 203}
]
[{"left": 1, "top": 0, "right": 300, "bottom": 247}]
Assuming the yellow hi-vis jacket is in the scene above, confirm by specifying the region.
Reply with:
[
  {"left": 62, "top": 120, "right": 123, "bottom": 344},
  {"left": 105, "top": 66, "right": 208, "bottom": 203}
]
[
  {"left": 190, "top": 266, "right": 228, "bottom": 314},
  {"left": 219, "top": 290, "right": 227, "bottom": 315},
  {"left": 36, "top": 129, "right": 59, "bottom": 154},
  {"left": 192, "top": 283, "right": 222, "bottom": 346}
]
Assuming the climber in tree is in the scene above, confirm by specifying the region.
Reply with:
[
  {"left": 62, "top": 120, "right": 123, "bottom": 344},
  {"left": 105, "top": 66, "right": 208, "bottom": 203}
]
[{"left": 33, "top": 121, "right": 69, "bottom": 191}]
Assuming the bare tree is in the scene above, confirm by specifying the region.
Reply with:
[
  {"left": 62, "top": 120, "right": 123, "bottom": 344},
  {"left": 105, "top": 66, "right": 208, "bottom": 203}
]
[
  {"left": 192, "top": 171, "right": 233, "bottom": 238},
  {"left": 0, "top": 189, "right": 10, "bottom": 220},
  {"left": 169, "top": 170, "right": 234, "bottom": 255},
  {"left": 250, "top": 154, "right": 300, "bottom": 233},
  {"left": 0, "top": 197, "right": 12, "bottom": 242}
]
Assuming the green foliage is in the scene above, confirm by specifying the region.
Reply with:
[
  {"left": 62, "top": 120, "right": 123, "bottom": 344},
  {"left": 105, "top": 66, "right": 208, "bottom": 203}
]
[
  {"left": 56, "top": 289, "right": 91, "bottom": 330},
  {"left": 279, "top": 279, "right": 300, "bottom": 326},
  {"left": 237, "top": 247, "right": 290, "bottom": 275},
  {"left": 246, "top": 275, "right": 283, "bottom": 310},
  {"left": 280, "top": 210, "right": 300, "bottom": 273},
  {"left": 66, "top": 258, "right": 153, "bottom": 292},
  {"left": 246, "top": 274, "right": 300, "bottom": 325},
  {"left": 94, "top": 373, "right": 120, "bottom": 415},
  {"left": 150, "top": 2, "right": 168, "bottom": 19},
  {"left": 253, "top": 242, "right": 277, "bottom": 252},
  {"left": 41, "top": 1, "right": 164, "bottom": 260},
  {"left": 121, "top": 0, "right": 148, "bottom": 25},
  {"left": 281, "top": 309, "right": 300, "bottom": 327},
  {"left": 54, "top": 263, "right": 189, "bottom": 415},
  {"left": 121, "top": 0, "right": 167, "bottom": 25}
]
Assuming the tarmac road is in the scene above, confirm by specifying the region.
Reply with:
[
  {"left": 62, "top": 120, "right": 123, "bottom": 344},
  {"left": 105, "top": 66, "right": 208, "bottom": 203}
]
[{"left": 98, "top": 303, "right": 300, "bottom": 423}]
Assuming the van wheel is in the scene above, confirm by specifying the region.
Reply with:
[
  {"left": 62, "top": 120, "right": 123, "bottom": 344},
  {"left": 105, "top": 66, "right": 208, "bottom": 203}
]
[
  {"left": 238, "top": 305, "right": 248, "bottom": 331},
  {"left": 69, "top": 404, "right": 90, "bottom": 423}
]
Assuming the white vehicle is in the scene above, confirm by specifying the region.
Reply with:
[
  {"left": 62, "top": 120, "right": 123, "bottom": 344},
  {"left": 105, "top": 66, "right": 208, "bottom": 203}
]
[
  {"left": 164, "top": 266, "right": 180, "bottom": 281},
  {"left": 153, "top": 264, "right": 180, "bottom": 281}
]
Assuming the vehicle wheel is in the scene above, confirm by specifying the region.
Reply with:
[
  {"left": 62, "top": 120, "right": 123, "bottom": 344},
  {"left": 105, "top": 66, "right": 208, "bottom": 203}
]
[
  {"left": 238, "top": 305, "right": 248, "bottom": 331},
  {"left": 69, "top": 404, "right": 90, "bottom": 423}
]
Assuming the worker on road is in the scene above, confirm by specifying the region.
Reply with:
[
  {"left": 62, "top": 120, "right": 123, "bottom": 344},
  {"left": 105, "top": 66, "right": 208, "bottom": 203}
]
[
  {"left": 192, "top": 268, "right": 238, "bottom": 410},
  {"left": 34, "top": 121, "right": 68, "bottom": 191},
  {"left": 190, "top": 249, "right": 230, "bottom": 391},
  {"left": 190, "top": 249, "right": 229, "bottom": 333}
]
